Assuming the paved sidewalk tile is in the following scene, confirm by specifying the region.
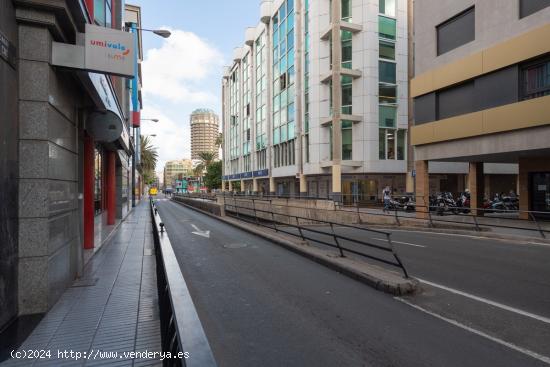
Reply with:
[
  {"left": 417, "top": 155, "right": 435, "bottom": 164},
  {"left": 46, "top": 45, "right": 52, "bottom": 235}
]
[{"left": 2, "top": 203, "right": 162, "bottom": 367}]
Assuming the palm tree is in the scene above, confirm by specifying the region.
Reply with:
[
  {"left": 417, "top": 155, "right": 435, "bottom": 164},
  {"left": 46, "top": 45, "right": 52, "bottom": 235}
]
[
  {"left": 215, "top": 132, "right": 223, "bottom": 149},
  {"left": 194, "top": 151, "right": 218, "bottom": 177},
  {"left": 140, "top": 135, "right": 158, "bottom": 184}
]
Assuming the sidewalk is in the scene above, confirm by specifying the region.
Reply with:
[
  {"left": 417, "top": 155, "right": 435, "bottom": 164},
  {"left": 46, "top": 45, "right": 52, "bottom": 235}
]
[{"left": 2, "top": 202, "right": 162, "bottom": 367}]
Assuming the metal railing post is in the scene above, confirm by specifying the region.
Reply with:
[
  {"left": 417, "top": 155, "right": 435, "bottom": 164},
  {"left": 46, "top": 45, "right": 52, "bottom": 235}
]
[
  {"left": 394, "top": 208, "right": 400, "bottom": 226},
  {"left": 252, "top": 198, "right": 259, "bottom": 225},
  {"left": 472, "top": 214, "right": 481, "bottom": 232},
  {"left": 270, "top": 199, "right": 278, "bottom": 232},
  {"left": 296, "top": 216, "right": 306, "bottom": 241},
  {"left": 329, "top": 223, "right": 345, "bottom": 257},
  {"left": 529, "top": 212, "right": 546, "bottom": 239},
  {"left": 386, "top": 233, "right": 409, "bottom": 278}
]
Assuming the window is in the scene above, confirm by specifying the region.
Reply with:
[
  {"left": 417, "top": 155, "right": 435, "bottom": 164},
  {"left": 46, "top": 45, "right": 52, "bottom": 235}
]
[
  {"left": 94, "top": 0, "right": 113, "bottom": 27},
  {"left": 342, "top": 76, "right": 353, "bottom": 114},
  {"left": 379, "top": 61, "right": 396, "bottom": 84},
  {"left": 342, "top": 30, "right": 353, "bottom": 69},
  {"left": 379, "top": 0, "right": 396, "bottom": 17},
  {"left": 379, "top": 85, "right": 397, "bottom": 104},
  {"left": 522, "top": 57, "right": 550, "bottom": 100},
  {"left": 379, "top": 105, "right": 396, "bottom": 128},
  {"left": 520, "top": 0, "right": 550, "bottom": 18},
  {"left": 342, "top": 0, "right": 352, "bottom": 22},
  {"left": 342, "top": 120, "right": 353, "bottom": 160},
  {"left": 437, "top": 7, "right": 475, "bottom": 55},
  {"left": 379, "top": 16, "right": 396, "bottom": 40},
  {"left": 379, "top": 40, "right": 395, "bottom": 60}
]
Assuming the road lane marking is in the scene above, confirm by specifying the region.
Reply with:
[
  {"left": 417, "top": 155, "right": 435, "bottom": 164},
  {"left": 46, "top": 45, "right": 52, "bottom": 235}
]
[
  {"left": 191, "top": 224, "right": 210, "bottom": 238},
  {"left": 394, "top": 297, "right": 550, "bottom": 365},
  {"left": 417, "top": 278, "right": 550, "bottom": 325},
  {"left": 372, "top": 237, "right": 427, "bottom": 248}
]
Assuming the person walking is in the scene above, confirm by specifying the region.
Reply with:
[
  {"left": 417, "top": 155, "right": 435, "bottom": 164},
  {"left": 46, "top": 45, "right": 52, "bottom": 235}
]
[{"left": 382, "top": 186, "right": 392, "bottom": 213}]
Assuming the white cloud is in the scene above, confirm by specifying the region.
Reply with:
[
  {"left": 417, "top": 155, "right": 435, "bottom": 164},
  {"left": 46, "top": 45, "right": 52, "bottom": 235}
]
[
  {"left": 140, "top": 104, "right": 191, "bottom": 172},
  {"left": 142, "top": 28, "right": 223, "bottom": 103}
]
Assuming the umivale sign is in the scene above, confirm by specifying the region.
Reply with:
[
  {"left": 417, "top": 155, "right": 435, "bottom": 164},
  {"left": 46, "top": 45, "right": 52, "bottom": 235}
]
[{"left": 85, "top": 24, "right": 135, "bottom": 77}]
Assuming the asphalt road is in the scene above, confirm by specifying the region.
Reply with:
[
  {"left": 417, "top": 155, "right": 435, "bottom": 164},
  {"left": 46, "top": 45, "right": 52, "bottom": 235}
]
[{"left": 156, "top": 199, "right": 549, "bottom": 367}]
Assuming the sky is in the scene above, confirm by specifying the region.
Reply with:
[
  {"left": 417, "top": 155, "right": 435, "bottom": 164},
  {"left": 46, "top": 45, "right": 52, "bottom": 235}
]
[{"left": 129, "top": 0, "right": 260, "bottom": 172}]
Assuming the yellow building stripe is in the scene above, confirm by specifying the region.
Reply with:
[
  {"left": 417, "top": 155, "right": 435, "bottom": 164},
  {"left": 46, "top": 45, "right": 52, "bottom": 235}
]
[{"left": 411, "top": 95, "right": 550, "bottom": 145}]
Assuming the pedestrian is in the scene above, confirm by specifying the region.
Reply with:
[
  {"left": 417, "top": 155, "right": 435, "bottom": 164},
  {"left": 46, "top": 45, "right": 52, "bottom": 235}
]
[{"left": 382, "top": 186, "right": 392, "bottom": 213}]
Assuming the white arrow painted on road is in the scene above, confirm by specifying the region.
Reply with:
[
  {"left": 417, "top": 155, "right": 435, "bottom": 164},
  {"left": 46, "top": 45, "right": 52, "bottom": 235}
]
[{"left": 191, "top": 224, "right": 210, "bottom": 238}]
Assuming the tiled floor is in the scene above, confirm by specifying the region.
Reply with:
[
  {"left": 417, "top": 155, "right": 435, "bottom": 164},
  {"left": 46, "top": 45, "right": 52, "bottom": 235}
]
[{"left": 2, "top": 203, "right": 162, "bottom": 367}]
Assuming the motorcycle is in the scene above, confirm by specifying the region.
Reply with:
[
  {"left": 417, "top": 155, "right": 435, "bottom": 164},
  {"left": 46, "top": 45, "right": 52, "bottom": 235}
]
[
  {"left": 434, "top": 192, "right": 458, "bottom": 215},
  {"left": 456, "top": 192, "right": 471, "bottom": 214}
]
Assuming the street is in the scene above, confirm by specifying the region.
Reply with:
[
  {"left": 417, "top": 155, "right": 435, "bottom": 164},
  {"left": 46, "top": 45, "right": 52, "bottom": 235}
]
[{"left": 156, "top": 199, "right": 550, "bottom": 367}]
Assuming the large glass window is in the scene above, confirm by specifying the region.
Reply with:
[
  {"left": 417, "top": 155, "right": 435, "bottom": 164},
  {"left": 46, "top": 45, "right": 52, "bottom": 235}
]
[
  {"left": 379, "top": 40, "right": 395, "bottom": 60},
  {"left": 437, "top": 7, "right": 475, "bottom": 55},
  {"left": 379, "top": 105, "right": 396, "bottom": 128},
  {"left": 342, "top": 30, "right": 353, "bottom": 69},
  {"left": 379, "top": 129, "right": 405, "bottom": 160},
  {"left": 379, "top": 85, "right": 397, "bottom": 104},
  {"left": 379, "top": 0, "right": 396, "bottom": 17},
  {"left": 379, "top": 61, "right": 396, "bottom": 84},
  {"left": 273, "top": 0, "right": 296, "bottom": 167},
  {"left": 520, "top": 0, "right": 550, "bottom": 18},
  {"left": 379, "top": 16, "right": 396, "bottom": 40},
  {"left": 342, "top": 76, "right": 353, "bottom": 115},
  {"left": 342, "top": 0, "right": 352, "bottom": 22},
  {"left": 522, "top": 58, "right": 550, "bottom": 100},
  {"left": 342, "top": 120, "right": 353, "bottom": 160},
  {"left": 94, "top": 0, "right": 113, "bottom": 28}
]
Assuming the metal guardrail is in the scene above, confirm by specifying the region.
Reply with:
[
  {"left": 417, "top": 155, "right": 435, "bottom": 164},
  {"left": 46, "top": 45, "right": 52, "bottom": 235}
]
[
  {"left": 218, "top": 193, "right": 550, "bottom": 239},
  {"left": 223, "top": 197, "right": 410, "bottom": 278},
  {"left": 150, "top": 200, "right": 218, "bottom": 367}
]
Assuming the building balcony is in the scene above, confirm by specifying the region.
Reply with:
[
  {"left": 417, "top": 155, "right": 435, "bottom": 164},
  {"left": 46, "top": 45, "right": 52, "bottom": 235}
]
[
  {"left": 320, "top": 68, "right": 362, "bottom": 84},
  {"left": 320, "top": 22, "right": 363, "bottom": 41},
  {"left": 321, "top": 114, "right": 362, "bottom": 127}
]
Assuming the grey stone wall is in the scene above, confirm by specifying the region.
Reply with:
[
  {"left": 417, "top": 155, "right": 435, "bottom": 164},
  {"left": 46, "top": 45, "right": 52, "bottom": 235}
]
[
  {"left": 0, "top": 0, "right": 19, "bottom": 331},
  {"left": 16, "top": 11, "right": 81, "bottom": 315}
]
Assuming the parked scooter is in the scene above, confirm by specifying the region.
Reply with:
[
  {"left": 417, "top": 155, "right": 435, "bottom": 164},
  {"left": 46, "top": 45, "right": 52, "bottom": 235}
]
[
  {"left": 456, "top": 191, "right": 471, "bottom": 214},
  {"left": 434, "top": 192, "right": 458, "bottom": 215}
]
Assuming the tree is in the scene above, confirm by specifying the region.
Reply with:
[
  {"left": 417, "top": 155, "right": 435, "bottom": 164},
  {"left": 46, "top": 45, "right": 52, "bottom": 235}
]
[
  {"left": 140, "top": 135, "right": 158, "bottom": 185},
  {"left": 204, "top": 161, "right": 222, "bottom": 191},
  {"left": 215, "top": 132, "right": 223, "bottom": 149},
  {"left": 193, "top": 151, "right": 218, "bottom": 177}
]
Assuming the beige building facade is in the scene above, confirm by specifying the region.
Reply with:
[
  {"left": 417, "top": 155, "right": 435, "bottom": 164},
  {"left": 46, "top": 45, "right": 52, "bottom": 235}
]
[
  {"left": 163, "top": 159, "right": 194, "bottom": 189},
  {"left": 190, "top": 108, "right": 219, "bottom": 159},
  {"left": 411, "top": 0, "right": 550, "bottom": 218}
]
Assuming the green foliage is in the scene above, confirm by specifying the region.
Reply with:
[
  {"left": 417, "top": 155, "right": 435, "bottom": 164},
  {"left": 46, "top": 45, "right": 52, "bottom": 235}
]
[
  {"left": 193, "top": 151, "right": 218, "bottom": 177},
  {"left": 140, "top": 135, "right": 158, "bottom": 185},
  {"left": 204, "top": 161, "right": 222, "bottom": 191}
]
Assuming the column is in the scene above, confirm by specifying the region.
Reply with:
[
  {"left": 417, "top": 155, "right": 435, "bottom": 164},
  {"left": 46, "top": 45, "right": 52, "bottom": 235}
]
[
  {"left": 299, "top": 174, "right": 307, "bottom": 197},
  {"left": 415, "top": 160, "right": 429, "bottom": 219},
  {"left": 83, "top": 135, "right": 95, "bottom": 249},
  {"left": 107, "top": 151, "right": 116, "bottom": 225},
  {"left": 221, "top": 180, "right": 226, "bottom": 192},
  {"left": 253, "top": 178, "right": 258, "bottom": 194},
  {"left": 228, "top": 180, "right": 233, "bottom": 192},
  {"left": 240, "top": 179, "right": 245, "bottom": 193},
  {"left": 469, "top": 162, "right": 484, "bottom": 216},
  {"left": 269, "top": 176, "right": 276, "bottom": 195},
  {"left": 330, "top": 0, "right": 342, "bottom": 202},
  {"left": 518, "top": 158, "right": 529, "bottom": 220}
]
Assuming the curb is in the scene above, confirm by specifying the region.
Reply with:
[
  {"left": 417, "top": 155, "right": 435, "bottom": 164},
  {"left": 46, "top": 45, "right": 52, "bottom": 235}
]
[{"left": 170, "top": 198, "right": 418, "bottom": 296}]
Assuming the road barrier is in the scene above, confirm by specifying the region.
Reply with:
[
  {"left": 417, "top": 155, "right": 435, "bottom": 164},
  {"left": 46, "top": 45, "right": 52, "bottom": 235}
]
[
  {"left": 223, "top": 197, "right": 410, "bottom": 278},
  {"left": 219, "top": 193, "right": 550, "bottom": 240},
  {"left": 150, "top": 200, "right": 218, "bottom": 367}
]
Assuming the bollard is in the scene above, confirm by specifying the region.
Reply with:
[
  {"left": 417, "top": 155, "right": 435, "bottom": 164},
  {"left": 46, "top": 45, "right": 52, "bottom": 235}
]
[{"left": 160, "top": 222, "right": 165, "bottom": 233}]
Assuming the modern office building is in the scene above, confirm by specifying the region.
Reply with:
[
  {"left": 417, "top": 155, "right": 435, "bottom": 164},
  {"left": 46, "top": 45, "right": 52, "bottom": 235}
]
[
  {"left": 0, "top": 0, "right": 142, "bottom": 331},
  {"left": 163, "top": 159, "right": 194, "bottom": 189},
  {"left": 411, "top": 0, "right": 550, "bottom": 218},
  {"left": 221, "top": 0, "right": 411, "bottom": 203},
  {"left": 190, "top": 108, "right": 220, "bottom": 159}
]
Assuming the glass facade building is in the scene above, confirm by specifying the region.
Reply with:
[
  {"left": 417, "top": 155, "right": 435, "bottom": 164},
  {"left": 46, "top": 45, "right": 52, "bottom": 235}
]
[{"left": 222, "top": 0, "right": 410, "bottom": 200}]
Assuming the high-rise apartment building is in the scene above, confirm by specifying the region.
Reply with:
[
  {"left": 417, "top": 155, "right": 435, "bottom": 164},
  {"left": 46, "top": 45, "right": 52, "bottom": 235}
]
[
  {"left": 222, "top": 0, "right": 410, "bottom": 203},
  {"left": 410, "top": 0, "right": 550, "bottom": 218},
  {"left": 190, "top": 108, "right": 219, "bottom": 160},
  {"left": 163, "top": 159, "right": 194, "bottom": 189}
]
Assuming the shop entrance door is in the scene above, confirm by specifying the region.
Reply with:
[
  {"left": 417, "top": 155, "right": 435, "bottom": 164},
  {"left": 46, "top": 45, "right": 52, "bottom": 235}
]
[{"left": 531, "top": 172, "right": 550, "bottom": 218}]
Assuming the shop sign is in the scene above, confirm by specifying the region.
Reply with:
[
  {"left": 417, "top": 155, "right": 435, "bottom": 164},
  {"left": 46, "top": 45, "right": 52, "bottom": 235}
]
[
  {"left": 0, "top": 30, "right": 16, "bottom": 69},
  {"left": 85, "top": 24, "right": 134, "bottom": 77}
]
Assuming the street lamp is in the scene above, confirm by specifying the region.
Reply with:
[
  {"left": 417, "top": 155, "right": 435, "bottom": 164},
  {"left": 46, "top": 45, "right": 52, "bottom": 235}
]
[
  {"left": 125, "top": 25, "right": 171, "bottom": 39},
  {"left": 142, "top": 118, "right": 159, "bottom": 123}
]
